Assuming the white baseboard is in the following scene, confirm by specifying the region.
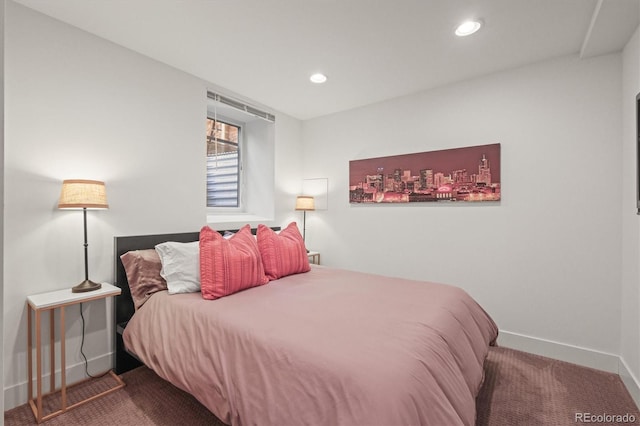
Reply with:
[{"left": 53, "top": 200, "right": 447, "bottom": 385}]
[
  {"left": 498, "top": 330, "right": 640, "bottom": 409},
  {"left": 3, "top": 352, "right": 113, "bottom": 411},
  {"left": 498, "top": 330, "right": 620, "bottom": 372},
  {"left": 619, "top": 357, "right": 640, "bottom": 409}
]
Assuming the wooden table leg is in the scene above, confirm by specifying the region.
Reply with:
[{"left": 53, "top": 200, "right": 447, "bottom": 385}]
[
  {"left": 61, "top": 306, "right": 66, "bottom": 410},
  {"left": 35, "top": 308, "right": 42, "bottom": 423},
  {"left": 49, "top": 310, "right": 55, "bottom": 393},
  {"left": 27, "top": 304, "right": 32, "bottom": 403}
]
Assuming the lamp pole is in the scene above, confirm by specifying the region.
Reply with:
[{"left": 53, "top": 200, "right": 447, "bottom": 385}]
[
  {"left": 302, "top": 210, "right": 307, "bottom": 241},
  {"left": 83, "top": 207, "right": 89, "bottom": 282}
]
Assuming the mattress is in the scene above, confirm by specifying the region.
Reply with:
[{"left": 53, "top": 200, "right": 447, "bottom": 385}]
[{"left": 123, "top": 265, "right": 498, "bottom": 425}]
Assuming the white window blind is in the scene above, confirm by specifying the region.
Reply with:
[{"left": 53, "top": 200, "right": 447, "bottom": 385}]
[
  {"left": 207, "top": 151, "right": 239, "bottom": 207},
  {"left": 207, "top": 92, "right": 275, "bottom": 123}
]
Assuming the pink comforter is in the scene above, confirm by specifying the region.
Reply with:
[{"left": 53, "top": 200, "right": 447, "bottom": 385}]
[{"left": 123, "top": 266, "right": 498, "bottom": 425}]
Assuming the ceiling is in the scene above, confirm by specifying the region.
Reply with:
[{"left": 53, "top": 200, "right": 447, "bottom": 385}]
[{"left": 14, "top": 0, "right": 640, "bottom": 121}]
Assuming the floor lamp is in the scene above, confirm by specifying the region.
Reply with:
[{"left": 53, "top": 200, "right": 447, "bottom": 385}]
[
  {"left": 58, "top": 179, "right": 109, "bottom": 293},
  {"left": 295, "top": 195, "right": 315, "bottom": 243}
]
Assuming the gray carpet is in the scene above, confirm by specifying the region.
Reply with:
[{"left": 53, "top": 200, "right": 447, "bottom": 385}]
[{"left": 5, "top": 346, "right": 639, "bottom": 425}]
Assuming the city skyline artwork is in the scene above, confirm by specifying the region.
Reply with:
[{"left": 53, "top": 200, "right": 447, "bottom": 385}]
[{"left": 349, "top": 143, "right": 501, "bottom": 204}]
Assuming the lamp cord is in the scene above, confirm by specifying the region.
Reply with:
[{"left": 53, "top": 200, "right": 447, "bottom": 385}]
[{"left": 79, "top": 303, "right": 110, "bottom": 379}]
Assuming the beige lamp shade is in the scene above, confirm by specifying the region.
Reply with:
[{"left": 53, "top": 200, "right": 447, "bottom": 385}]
[
  {"left": 295, "top": 195, "right": 315, "bottom": 211},
  {"left": 58, "top": 179, "right": 109, "bottom": 209}
]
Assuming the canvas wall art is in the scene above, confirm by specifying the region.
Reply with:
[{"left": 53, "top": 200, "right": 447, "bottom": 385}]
[{"left": 349, "top": 143, "right": 500, "bottom": 204}]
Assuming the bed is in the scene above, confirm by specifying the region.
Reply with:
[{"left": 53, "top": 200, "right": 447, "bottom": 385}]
[{"left": 114, "top": 229, "right": 498, "bottom": 426}]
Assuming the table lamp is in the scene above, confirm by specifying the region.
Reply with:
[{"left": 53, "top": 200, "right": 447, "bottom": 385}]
[
  {"left": 58, "top": 179, "right": 109, "bottom": 293},
  {"left": 295, "top": 195, "right": 315, "bottom": 242}
]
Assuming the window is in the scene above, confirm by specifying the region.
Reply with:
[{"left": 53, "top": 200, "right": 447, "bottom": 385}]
[
  {"left": 206, "top": 91, "right": 276, "bottom": 218},
  {"left": 206, "top": 118, "right": 241, "bottom": 207}
]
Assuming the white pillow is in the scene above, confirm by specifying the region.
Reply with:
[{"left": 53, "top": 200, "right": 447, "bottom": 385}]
[{"left": 155, "top": 241, "right": 200, "bottom": 294}]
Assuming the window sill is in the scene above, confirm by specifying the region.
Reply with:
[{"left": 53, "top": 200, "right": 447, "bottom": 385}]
[{"left": 206, "top": 212, "right": 274, "bottom": 226}]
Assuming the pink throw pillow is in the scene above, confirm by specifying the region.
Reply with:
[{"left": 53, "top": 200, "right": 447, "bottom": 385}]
[
  {"left": 120, "top": 249, "right": 167, "bottom": 310},
  {"left": 199, "top": 225, "right": 269, "bottom": 300},
  {"left": 257, "top": 222, "right": 310, "bottom": 280}
]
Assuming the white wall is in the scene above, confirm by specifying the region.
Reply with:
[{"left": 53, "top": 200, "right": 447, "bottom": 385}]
[
  {"left": 3, "top": 2, "right": 302, "bottom": 409},
  {"left": 302, "top": 53, "right": 623, "bottom": 367},
  {"left": 0, "top": 0, "right": 5, "bottom": 421},
  {"left": 621, "top": 21, "right": 640, "bottom": 403}
]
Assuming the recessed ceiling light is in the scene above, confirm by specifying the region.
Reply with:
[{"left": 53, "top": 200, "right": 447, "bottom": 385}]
[
  {"left": 310, "top": 73, "right": 327, "bottom": 84},
  {"left": 455, "top": 20, "right": 482, "bottom": 37}
]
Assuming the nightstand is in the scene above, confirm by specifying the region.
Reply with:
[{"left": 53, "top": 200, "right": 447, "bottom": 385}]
[
  {"left": 26, "top": 283, "right": 125, "bottom": 423},
  {"left": 308, "top": 251, "right": 320, "bottom": 265}
]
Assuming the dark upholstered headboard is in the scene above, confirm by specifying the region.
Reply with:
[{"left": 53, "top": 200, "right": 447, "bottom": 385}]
[
  {"left": 114, "top": 231, "right": 200, "bottom": 326},
  {"left": 112, "top": 227, "right": 279, "bottom": 373}
]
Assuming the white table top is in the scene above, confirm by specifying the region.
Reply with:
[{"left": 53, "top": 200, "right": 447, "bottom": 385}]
[
  {"left": 307, "top": 251, "right": 319, "bottom": 256},
  {"left": 27, "top": 283, "right": 121, "bottom": 310}
]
